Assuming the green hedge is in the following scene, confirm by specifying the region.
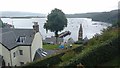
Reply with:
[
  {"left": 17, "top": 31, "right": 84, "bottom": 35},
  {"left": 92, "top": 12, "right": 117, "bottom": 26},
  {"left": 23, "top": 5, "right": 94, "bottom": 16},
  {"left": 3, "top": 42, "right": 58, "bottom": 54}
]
[{"left": 59, "top": 36, "right": 119, "bottom": 67}]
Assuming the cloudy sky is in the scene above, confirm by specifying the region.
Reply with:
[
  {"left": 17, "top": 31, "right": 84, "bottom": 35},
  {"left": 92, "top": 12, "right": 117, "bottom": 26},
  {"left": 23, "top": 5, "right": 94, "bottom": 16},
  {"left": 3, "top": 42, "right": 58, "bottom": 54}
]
[{"left": 0, "top": 0, "right": 119, "bottom": 14}]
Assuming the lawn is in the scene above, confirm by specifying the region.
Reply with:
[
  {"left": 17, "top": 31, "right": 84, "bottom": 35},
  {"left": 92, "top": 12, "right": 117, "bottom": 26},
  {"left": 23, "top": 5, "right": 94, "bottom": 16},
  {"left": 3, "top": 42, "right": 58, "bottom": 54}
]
[
  {"left": 43, "top": 44, "right": 59, "bottom": 50},
  {"left": 43, "top": 44, "right": 80, "bottom": 50}
]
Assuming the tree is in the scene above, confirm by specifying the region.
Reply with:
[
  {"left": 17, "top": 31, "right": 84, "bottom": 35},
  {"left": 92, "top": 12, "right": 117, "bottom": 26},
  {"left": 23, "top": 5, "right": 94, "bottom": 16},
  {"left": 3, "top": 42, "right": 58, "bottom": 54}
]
[{"left": 44, "top": 8, "right": 68, "bottom": 44}]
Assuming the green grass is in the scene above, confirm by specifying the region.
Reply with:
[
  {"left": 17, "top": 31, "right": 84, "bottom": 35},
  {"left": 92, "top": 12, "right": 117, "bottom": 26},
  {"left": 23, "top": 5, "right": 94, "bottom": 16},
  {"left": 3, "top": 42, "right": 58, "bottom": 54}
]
[
  {"left": 43, "top": 44, "right": 80, "bottom": 50},
  {"left": 43, "top": 44, "right": 59, "bottom": 50}
]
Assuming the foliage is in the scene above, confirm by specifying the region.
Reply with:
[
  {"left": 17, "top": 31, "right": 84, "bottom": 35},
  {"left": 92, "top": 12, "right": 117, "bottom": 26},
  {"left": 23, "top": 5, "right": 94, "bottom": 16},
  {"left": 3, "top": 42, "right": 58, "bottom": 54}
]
[
  {"left": 44, "top": 8, "right": 67, "bottom": 32},
  {"left": 66, "top": 9, "right": 118, "bottom": 24},
  {"left": 44, "top": 8, "right": 67, "bottom": 44}
]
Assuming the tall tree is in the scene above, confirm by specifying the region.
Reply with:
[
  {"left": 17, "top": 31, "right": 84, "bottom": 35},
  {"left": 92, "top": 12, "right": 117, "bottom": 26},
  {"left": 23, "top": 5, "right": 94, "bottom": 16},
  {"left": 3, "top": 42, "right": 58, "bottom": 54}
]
[{"left": 44, "top": 8, "right": 68, "bottom": 44}]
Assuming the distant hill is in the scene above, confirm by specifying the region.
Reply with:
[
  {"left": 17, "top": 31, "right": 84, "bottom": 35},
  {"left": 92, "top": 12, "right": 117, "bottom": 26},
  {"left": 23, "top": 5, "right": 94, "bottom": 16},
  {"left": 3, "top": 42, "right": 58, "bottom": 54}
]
[
  {"left": 66, "top": 9, "right": 119, "bottom": 23},
  {"left": 0, "top": 11, "right": 46, "bottom": 18}
]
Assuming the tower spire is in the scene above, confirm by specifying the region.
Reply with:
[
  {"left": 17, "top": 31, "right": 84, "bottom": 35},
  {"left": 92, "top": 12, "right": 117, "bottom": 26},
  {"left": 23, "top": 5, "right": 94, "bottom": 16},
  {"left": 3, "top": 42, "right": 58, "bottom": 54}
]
[{"left": 78, "top": 24, "right": 83, "bottom": 41}]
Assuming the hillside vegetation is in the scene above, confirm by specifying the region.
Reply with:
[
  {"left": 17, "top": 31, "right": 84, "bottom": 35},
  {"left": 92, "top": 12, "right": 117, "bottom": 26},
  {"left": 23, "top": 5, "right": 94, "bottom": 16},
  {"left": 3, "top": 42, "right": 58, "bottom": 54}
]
[
  {"left": 66, "top": 9, "right": 118, "bottom": 24},
  {"left": 59, "top": 27, "right": 119, "bottom": 67}
]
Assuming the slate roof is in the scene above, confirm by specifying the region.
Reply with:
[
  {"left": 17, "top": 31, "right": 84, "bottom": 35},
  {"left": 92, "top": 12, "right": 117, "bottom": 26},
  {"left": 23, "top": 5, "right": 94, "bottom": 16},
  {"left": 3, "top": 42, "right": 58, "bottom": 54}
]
[
  {"left": 0, "top": 28, "right": 34, "bottom": 50},
  {"left": 33, "top": 48, "right": 56, "bottom": 61}
]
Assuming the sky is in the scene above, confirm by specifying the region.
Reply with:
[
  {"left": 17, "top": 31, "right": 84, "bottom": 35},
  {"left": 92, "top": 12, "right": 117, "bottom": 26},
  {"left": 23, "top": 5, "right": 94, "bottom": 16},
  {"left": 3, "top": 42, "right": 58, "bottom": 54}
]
[{"left": 0, "top": 0, "right": 119, "bottom": 14}]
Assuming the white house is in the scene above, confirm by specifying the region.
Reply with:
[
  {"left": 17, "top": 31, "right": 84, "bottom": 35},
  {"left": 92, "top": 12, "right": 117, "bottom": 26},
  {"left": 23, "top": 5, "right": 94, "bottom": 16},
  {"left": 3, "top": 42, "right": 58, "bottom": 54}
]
[{"left": 0, "top": 22, "right": 43, "bottom": 66}]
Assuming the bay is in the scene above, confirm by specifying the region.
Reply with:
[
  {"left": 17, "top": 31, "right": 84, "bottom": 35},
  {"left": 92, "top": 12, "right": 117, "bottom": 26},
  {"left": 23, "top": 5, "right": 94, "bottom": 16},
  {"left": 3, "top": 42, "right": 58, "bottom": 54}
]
[{"left": 1, "top": 18, "right": 111, "bottom": 42}]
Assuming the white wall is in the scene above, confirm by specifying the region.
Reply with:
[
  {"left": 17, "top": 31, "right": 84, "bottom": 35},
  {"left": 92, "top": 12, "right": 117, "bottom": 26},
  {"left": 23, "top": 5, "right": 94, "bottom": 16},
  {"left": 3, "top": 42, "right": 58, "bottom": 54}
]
[
  {"left": 31, "top": 32, "right": 43, "bottom": 61},
  {"left": 11, "top": 46, "right": 31, "bottom": 66},
  {"left": 11, "top": 47, "right": 18, "bottom": 66},
  {"left": 18, "top": 46, "right": 31, "bottom": 64},
  {"left": 0, "top": 43, "right": 11, "bottom": 66}
]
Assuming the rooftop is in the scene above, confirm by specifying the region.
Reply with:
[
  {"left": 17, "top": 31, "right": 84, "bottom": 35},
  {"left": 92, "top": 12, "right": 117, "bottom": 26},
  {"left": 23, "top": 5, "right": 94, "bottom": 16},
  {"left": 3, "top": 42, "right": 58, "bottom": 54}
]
[{"left": 0, "top": 28, "right": 34, "bottom": 50}]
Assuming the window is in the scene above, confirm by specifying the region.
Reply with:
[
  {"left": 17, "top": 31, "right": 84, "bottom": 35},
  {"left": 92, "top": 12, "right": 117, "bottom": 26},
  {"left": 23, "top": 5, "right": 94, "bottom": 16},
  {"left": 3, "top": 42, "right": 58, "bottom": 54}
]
[
  {"left": 13, "top": 52, "right": 15, "bottom": 58},
  {"left": 19, "top": 50, "right": 23, "bottom": 55},
  {"left": 17, "top": 36, "right": 26, "bottom": 43},
  {"left": 20, "top": 62, "right": 24, "bottom": 66}
]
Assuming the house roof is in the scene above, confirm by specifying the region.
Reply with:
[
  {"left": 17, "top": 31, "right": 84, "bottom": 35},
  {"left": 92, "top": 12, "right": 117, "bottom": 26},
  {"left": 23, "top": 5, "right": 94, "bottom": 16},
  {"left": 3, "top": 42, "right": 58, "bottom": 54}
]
[
  {"left": 0, "top": 28, "right": 34, "bottom": 50},
  {"left": 33, "top": 48, "right": 56, "bottom": 61}
]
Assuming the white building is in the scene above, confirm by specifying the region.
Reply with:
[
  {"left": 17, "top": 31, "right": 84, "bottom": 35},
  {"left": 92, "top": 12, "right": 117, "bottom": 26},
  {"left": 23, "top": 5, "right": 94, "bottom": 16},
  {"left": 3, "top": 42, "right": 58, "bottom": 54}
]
[{"left": 0, "top": 22, "right": 43, "bottom": 66}]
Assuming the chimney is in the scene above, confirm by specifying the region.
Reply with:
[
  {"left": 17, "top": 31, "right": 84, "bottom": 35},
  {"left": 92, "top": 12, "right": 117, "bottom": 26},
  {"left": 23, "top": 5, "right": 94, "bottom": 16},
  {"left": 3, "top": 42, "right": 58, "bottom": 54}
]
[{"left": 33, "top": 22, "right": 39, "bottom": 33}]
